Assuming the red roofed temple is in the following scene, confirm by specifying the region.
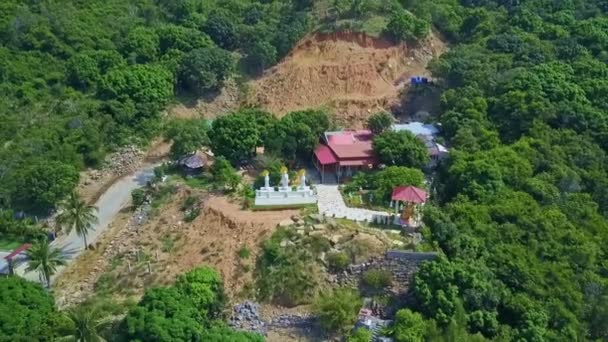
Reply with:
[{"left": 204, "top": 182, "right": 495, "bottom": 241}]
[{"left": 313, "top": 130, "right": 377, "bottom": 183}]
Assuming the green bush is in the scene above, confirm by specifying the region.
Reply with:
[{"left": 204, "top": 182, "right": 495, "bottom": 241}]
[
  {"left": 349, "top": 328, "right": 373, "bottom": 342},
  {"left": 362, "top": 269, "right": 393, "bottom": 289},
  {"left": 327, "top": 252, "right": 350, "bottom": 271},
  {"left": 256, "top": 228, "right": 320, "bottom": 306},
  {"left": 314, "top": 288, "right": 362, "bottom": 334},
  {"left": 131, "top": 189, "right": 146, "bottom": 207},
  {"left": 237, "top": 246, "right": 251, "bottom": 259}
]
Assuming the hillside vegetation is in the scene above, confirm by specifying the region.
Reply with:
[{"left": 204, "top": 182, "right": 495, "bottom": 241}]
[
  {"left": 0, "top": 0, "right": 310, "bottom": 214},
  {"left": 404, "top": 0, "right": 608, "bottom": 340},
  {"left": 1, "top": 0, "right": 608, "bottom": 341}
]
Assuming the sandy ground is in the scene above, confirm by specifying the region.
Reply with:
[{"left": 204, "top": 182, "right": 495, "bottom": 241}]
[
  {"left": 249, "top": 31, "right": 446, "bottom": 127},
  {"left": 53, "top": 189, "right": 298, "bottom": 305},
  {"left": 168, "top": 31, "right": 446, "bottom": 128}
]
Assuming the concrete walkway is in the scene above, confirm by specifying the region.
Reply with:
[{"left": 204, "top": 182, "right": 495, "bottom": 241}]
[
  {"left": 15, "top": 164, "right": 158, "bottom": 283},
  {"left": 316, "top": 185, "right": 390, "bottom": 222}
]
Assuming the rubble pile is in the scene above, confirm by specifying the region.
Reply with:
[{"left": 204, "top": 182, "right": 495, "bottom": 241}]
[
  {"left": 229, "top": 301, "right": 267, "bottom": 335},
  {"left": 229, "top": 302, "right": 319, "bottom": 336}
]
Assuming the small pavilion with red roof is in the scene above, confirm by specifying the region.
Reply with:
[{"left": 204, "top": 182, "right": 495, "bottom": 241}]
[
  {"left": 313, "top": 130, "right": 377, "bottom": 183},
  {"left": 391, "top": 186, "right": 427, "bottom": 227}
]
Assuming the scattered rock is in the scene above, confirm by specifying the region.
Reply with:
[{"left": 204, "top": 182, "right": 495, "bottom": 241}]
[
  {"left": 329, "top": 234, "right": 343, "bottom": 244},
  {"left": 313, "top": 224, "right": 326, "bottom": 231},
  {"left": 278, "top": 219, "right": 294, "bottom": 227}
]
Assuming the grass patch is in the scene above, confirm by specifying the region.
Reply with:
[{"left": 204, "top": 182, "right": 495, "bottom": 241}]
[
  {"left": 110, "top": 254, "right": 124, "bottom": 271},
  {"left": 237, "top": 246, "right": 251, "bottom": 259},
  {"left": 162, "top": 235, "right": 175, "bottom": 253},
  {"left": 0, "top": 238, "right": 23, "bottom": 251},
  {"left": 183, "top": 176, "right": 211, "bottom": 189}
]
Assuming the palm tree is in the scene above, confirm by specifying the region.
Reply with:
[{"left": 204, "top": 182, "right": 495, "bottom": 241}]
[
  {"left": 56, "top": 192, "right": 98, "bottom": 249},
  {"left": 61, "top": 305, "right": 111, "bottom": 342},
  {"left": 26, "top": 239, "right": 66, "bottom": 288}
]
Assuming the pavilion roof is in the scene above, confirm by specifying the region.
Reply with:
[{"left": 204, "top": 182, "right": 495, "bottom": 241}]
[{"left": 391, "top": 186, "right": 427, "bottom": 203}]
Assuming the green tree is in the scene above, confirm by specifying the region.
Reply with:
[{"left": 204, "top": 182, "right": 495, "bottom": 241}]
[
  {"left": 202, "top": 11, "right": 238, "bottom": 50},
  {"left": 62, "top": 305, "right": 110, "bottom": 342},
  {"left": 100, "top": 64, "right": 173, "bottom": 114},
  {"left": 124, "top": 26, "right": 160, "bottom": 63},
  {"left": 266, "top": 110, "right": 330, "bottom": 160},
  {"left": 211, "top": 157, "right": 241, "bottom": 191},
  {"left": 348, "top": 328, "right": 372, "bottom": 342},
  {"left": 120, "top": 266, "right": 252, "bottom": 341},
  {"left": 209, "top": 113, "right": 259, "bottom": 164},
  {"left": 0, "top": 276, "right": 60, "bottom": 340},
  {"left": 392, "top": 309, "right": 426, "bottom": 342},
  {"left": 241, "top": 108, "right": 277, "bottom": 147},
  {"left": 372, "top": 166, "right": 425, "bottom": 201},
  {"left": 174, "top": 266, "right": 227, "bottom": 319},
  {"left": 245, "top": 40, "right": 278, "bottom": 74},
  {"left": 66, "top": 53, "right": 100, "bottom": 90},
  {"left": 178, "top": 47, "right": 234, "bottom": 93},
  {"left": 13, "top": 160, "right": 79, "bottom": 212},
  {"left": 56, "top": 192, "right": 98, "bottom": 249},
  {"left": 385, "top": 10, "right": 430, "bottom": 42},
  {"left": 367, "top": 112, "right": 393, "bottom": 134},
  {"left": 25, "top": 239, "right": 67, "bottom": 288},
  {"left": 314, "top": 288, "right": 362, "bottom": 334},
  {"left": 373, "top": 131, "right": 429, "bottom": 168},
  {"left": 165, "top": 119, "right": 209, "bottom": 159}
]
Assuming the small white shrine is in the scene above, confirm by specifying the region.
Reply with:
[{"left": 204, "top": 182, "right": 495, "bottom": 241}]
[{"left": 254, "top": 168, "right": 317, "bottom": 206}]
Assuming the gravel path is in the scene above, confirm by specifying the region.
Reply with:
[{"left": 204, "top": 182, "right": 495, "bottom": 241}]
[
  {"left": 316, "top": 185, "right": 390, "bottom": 222},
  {"left": 15, "top": 164, "right": 159, "bottom": 283}
]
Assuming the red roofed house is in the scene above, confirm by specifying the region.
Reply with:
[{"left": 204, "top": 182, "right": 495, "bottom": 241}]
[
  {"left": 391, "top": 186, "right": 427, "bottom": 228},
  {"left": 313, "top": 130, "right": 377, "bottom": 183}
]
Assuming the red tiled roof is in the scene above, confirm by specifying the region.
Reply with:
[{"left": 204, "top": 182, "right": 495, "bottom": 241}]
[
  {"left": 314, "top": 144, "right": 338, "bottom": 165},
  {"left": 4, "top": 243, "right": 31, "bottom": 260},
  {"left": 328, "top": 141, "right": 375, "bottom": 159},
  {"left": 339, "top": 158, "right": 376, "bottom": 166},
  {"left": 391, "top": 186, "right": 427, "bottom": 203},
  {"left": 328, "top": 133, "right": 355, "bottom": 145}
]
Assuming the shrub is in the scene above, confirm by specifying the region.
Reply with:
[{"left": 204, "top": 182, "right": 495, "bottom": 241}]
[
  {"left": 184, "top": 208, "right": 201, "bottom": 222},
  {"left": 362, "top": 269, "right": 393, "bottom": 289},
  {"left": 327, "top": 252, "right": 350, "bottom": 272},
  {"left": 314, "top": 288, "right": 362, "bottom": 333},
  {"left": 238, "top": 246, "right": 251, "bottom": 259},
  {"left": 349, "top": 328, "right": 373, "bottom": 342}
]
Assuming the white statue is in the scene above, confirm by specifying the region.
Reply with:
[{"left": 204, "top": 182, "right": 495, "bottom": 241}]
[
  {"left": 298, "top": 170, "right": 309, "bottom": 191},
  {"left": 279, "top": 166, "right": 290, "bottom": 191},
  {"left": 264, "top": 173, "right": 271, "bottom": 190}
]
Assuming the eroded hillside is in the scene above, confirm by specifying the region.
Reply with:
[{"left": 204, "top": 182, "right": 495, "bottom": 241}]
[{"left": 248, "top": 31, "right": 446, "bottom": 127}]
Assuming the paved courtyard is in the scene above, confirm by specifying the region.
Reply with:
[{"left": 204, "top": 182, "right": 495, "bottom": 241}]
[{"left": 316, "top": 185, "right": 391, "bottom": 223}]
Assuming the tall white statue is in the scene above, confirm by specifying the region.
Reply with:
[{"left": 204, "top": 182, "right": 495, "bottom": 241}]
[
  {"left": 263, "top": 170, "right": 271, "bottom": 190},
  {"left": 298, "top": 169, "right": 309, "bottom": 191},
  {"left": 280, "top": 166, "right": 290, "bottom": 191}
]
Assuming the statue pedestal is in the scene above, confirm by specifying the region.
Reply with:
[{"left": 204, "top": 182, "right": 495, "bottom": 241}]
[
  {"left": 254, "top": 170, "right": 317, "bottom": 207},
  {"left": 255, "top": 188, "right": 317, "bottom": 206}
]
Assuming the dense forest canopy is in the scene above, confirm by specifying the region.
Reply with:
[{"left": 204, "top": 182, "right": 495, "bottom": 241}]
[
  {"left": 0, "top": 0, "right": 311, "bottom": 214},
  {"left": 402, "top": 0, "right": 608, "bottom": 340},
  {"left": 1, "top": 0, "right": 608, "bottom": 341}
]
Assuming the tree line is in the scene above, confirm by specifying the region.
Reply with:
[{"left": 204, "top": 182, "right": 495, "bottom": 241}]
[{"left": 400, "top": 0, "right": 608, "bottom": 340}]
